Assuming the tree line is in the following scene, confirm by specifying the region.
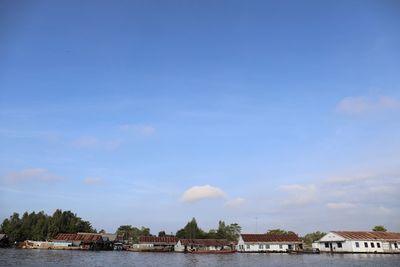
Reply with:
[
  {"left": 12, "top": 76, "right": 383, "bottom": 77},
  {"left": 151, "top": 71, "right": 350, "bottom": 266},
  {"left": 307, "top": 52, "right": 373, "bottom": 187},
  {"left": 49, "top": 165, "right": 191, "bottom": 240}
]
[
  {"left": 0, "top": 210, "right": 389, "bottom": 245},
  {"left": 0, "top": 210, "right": 95, "bottom": 242}
]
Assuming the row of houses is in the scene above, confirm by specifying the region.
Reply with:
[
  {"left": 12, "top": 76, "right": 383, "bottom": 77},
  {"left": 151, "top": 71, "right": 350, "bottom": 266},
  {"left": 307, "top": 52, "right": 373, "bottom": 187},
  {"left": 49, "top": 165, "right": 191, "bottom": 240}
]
[
  {"left": 132, "top": 233, "right": 303, "bottom": 253},
  {"left": 10, "top": 230, "right": 400, "bottom": 254},
  {"left": 134, "top": 231, "right": 400, "bottom": 254}
]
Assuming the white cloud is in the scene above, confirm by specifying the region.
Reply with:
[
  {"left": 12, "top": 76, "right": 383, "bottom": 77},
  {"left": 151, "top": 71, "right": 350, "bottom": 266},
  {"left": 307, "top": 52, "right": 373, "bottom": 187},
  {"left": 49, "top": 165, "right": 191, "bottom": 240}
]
[
  {"left": 280, "top": 184, "right": 317, "bottom": 207},
  {"left": 326, "top": 202, "right": 356, "bottom": 209},
  {"left": 225, "top": 197, "right": 245, "bottom": 208},
  {"left": 326, "top": 173, "right": 375, "bottom": 185},
  {"left": 119, "top": 124, "right": 156, "bottom": 136},
  {"left": 83, "top": 177, "right": 102, "bottom": 185},
  {"left": 3, "top": 168, "right": 64, "bottom": 183},
  {"left": 182, "top": 185, "right": 226, "bottom": 203},
  {"left": 74, "top": 136, "right": 122, "bottom": 150},
  {"left": 336, "top": 95, "right": 400, "bottom": 114}
]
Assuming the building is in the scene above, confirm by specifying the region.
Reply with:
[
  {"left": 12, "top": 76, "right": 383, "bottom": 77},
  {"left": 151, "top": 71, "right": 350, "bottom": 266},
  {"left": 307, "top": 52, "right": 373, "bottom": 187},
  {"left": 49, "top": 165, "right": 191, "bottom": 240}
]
[
  {"left": 174, "top": 239, "right": 232, "bottom": 252},
  {"left": 53, "top": 233, "right": 104, "bottom": 250},
  {"left": 237, "top": 234, "right": 303, "bottom": 252},
  {"left": 312, "top": 231, "right": 400, "bottom": 253},
  {"left": 22, "top": 240, "right": 73, "bottom": 249},
  {"left": 100, "top": 233, "right": 124, "bottom": 250},
  {"left": 135, "top": 236, "right": 178, "bottom": 251}
]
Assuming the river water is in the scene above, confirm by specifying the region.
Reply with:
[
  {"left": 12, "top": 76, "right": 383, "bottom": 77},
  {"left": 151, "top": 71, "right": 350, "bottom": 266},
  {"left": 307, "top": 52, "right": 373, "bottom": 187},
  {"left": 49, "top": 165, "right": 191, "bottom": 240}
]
[{"left": 0, "top": 249, "right": 399, "bottom": 266}]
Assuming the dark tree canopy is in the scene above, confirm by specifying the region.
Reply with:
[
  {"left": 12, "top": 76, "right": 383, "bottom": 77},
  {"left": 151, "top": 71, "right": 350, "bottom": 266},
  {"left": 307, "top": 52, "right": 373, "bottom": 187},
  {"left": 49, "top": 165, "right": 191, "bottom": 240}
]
[
  {"left": 266, "top": 229, "right": 296, "bottom": 235},
  {"left": 302, "top": 231, "right": 326, "bottom": 247},
  {"left": 372, "top": 225, "right": 387, "bottom": 232},
  {"left": 176, "top": 218, "right": 241, "bottom": 241},
  {"left": 176, "top": 218, "right": 205, "bottom": 239},
  {"left": 116, "top": 225, "right": 151, "bottom": 244},
  {"left": 0, "top": 210, "right": 95, "bottom": 242}
]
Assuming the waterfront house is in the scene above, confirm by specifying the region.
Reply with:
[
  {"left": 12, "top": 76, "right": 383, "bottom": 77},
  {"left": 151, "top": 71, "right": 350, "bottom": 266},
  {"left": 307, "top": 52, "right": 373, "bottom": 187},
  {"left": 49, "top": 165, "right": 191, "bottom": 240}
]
[
  {"left": 136, "top": 236, "right": 178, "bottom": 251},
  {"left": 23, "top": 240, "right": 73, "bottom": 249},
  {"left": 100, "top": 233, "right": 124, "bottom": 250},
  {"left": 174, "top": 239, "right": 232, "bottom": 252},
  {"left": 53, "top": 233, "right": 104, "bottom": 250},
  {"left": 236, "top": 234, "right": 303, "bottom": 252},
  {"left": 312, "top": 231, "right": 400, "bottom": 253}
]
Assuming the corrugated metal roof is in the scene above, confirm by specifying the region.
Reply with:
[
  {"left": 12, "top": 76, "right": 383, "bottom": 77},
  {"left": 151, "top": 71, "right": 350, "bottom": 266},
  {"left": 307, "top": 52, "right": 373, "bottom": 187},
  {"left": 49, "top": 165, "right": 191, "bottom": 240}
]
[
  {"left": 179, "top": 239, "right": 231, "bottom": 246},
  {"left": 241, "top": 234, "right": 302, "bottom": 243},
  {"left": 53, "top": 233, "right": 103, "bottom": 242},
  {"left": 139, "top": 236, "right": 177, "bottom": 244},
  {"left": 333, "top": 231, "right": 400, "bottom": 241}
]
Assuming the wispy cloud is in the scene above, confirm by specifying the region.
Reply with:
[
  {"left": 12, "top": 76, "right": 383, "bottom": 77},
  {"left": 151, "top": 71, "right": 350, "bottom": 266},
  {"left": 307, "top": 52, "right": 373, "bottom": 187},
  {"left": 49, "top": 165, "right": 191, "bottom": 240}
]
[
  {"left": 279, "top": 184, "right": 317, "bottom": 207},
  {"left": 82, "top": 177, "right": 102, "bottom": 185},
  {"left": 73, "top": 136, "right": 122, "bottom": 150},
  {"left": 119, "top": 124, "right": 156, "bottom": 137},
  {"left": 225, "top": 197, "right": 245, "bottom": 208},
  {"left": 182, "top": 185, "right": 226, "bottom": 203},
  {"left": 326, "top": 202, "right": 356, "bottom": 209},
  {"left": 2, "top": 168, "right": 64, "bottom": 183},
  {"left": 336, "top": 95, "right": 400, "bottom": 114}
]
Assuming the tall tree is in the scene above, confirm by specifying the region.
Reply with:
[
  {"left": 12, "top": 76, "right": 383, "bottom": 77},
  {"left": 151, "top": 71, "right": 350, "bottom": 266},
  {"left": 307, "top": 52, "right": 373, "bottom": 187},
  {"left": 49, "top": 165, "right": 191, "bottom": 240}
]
[
  {"left": 116, "top": 225, "right": 151, "bottom": 244},
  {"left": 302, "top": 231, "right": 326, "bottom": 247},
  {"left": 176, "top": 218, "right": 205, "bottom": 239}
]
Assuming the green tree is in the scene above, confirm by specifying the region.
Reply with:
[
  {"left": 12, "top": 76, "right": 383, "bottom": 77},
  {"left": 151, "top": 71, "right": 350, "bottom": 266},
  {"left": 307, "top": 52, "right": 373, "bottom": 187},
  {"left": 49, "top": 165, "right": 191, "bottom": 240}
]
[
  {"left": 158, "top": 231, "right": 166, "bottom": 237},
  {"left": 176, "top": 218, "right": 205, "bottom": 239},
  {"left": 302, "top": 231, "right": 326, "bottom": 248},
  {"left": 372, "top": 225, "right": 387, "bottom": 232},
  {"left": 0, "top": 210, "right": 95, "bottom": 242},
  {"left": 116, "top": 225, "right": 151, "bottom": 244},
  {"left": 213, "top": 221, "right": 241, "bottom": 241},
  {"left": 266, "top": 229, "right": 296, "bottom": 235}
]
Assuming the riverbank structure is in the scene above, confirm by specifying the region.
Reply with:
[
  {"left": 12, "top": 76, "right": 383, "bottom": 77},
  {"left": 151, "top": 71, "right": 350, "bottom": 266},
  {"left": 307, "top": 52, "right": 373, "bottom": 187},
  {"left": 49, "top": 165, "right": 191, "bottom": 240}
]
[
  {"left": 136, "top": 236, "right": 177, "bottom": 251},
  {"left": 236, "top": 234, "right": 303, "bottom": 252},
  {"left": 312, "top": 231, "right": 400, "bottom": 253},
  {"left": 174, "top": 239, "right": 233, "bottom": 252}
]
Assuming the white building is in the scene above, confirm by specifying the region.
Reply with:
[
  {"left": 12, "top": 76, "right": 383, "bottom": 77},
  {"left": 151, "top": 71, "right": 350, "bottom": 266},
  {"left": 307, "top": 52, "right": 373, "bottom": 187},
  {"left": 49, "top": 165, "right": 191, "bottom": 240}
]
[
  {"left": 312, "top": 231, "right": 400, "bottom": 253},
  {"left": 237, "top": 234, "right": 303, "bottom": 252}
]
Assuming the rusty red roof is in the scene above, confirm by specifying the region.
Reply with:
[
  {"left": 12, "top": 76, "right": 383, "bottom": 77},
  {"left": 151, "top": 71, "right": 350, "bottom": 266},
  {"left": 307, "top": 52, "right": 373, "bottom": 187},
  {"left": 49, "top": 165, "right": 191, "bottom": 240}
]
[
  {"left": 53, "top": 233, "right": 103, "bottom": 242},
  {"left": 139, "top": 236, "right": 177, "bottom": 245},
  {"left": 241, "top": 234, "right": 302, "bottom": 243},
  {"left": 333, "top": 231, "right": 400, "bottom": 241}
]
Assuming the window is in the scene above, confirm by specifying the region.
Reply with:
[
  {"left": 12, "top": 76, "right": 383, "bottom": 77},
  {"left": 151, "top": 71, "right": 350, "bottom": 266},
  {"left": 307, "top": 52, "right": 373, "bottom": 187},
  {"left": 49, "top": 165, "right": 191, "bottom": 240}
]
[
  {"left": 337, "top": 243, "right": 342, "bottom": 248},
  {"left": 325, "top": 242, "right": 329, "bottom": 248},
  {"left": 394, "top": 243, "right": 398, "bottom": 249},
  {"left": 364, "top": 242, "right": 368, "bottom": 248},
  {"left": 355, "top": 242, "right": 359, "bottom": 248},
  {"left": 371, "top": 242, "right": 375, "bottom": 248},
  {"left": 377, "top": 243, "right": 381, "bottom": 248},
  {"left": 259, "top": 244, "right": 264, "bottom": 249},
  {"left": 279, "top": 245, "right": 283, "bottom": 249},
  {"left": 247, "top": 245, "right": 250, "bottom": 249},
  {"left": 265, "top": 244, "right": 270, "bottom": 249}
]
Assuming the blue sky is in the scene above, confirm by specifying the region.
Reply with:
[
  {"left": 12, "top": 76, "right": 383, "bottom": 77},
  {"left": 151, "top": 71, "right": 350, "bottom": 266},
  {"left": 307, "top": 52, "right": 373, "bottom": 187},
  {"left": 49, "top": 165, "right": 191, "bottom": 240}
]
[{"left": 1, "top": 0, "right": 400, "bottom": 235}]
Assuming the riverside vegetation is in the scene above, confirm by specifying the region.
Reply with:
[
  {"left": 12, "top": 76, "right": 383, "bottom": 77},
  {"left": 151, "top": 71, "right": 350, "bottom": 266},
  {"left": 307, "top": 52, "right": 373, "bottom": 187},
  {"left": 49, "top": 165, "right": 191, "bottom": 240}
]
[{"left": 0, "top": 210, "right": 388, "bottom": 248}]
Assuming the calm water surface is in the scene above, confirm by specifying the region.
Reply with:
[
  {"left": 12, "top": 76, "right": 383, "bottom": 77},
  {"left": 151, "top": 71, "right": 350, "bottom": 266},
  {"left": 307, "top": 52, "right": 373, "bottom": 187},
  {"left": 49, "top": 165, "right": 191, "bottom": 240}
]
[{"left": 1, "top": 249, "right": 399, "bottom": 267}]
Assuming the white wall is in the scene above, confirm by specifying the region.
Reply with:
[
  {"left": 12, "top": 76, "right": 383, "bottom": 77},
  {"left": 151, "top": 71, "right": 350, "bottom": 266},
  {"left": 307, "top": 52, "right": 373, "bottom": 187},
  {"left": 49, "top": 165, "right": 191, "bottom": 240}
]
[{"left": 237, "top": 237, "right": 296, "bottom": 252}]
